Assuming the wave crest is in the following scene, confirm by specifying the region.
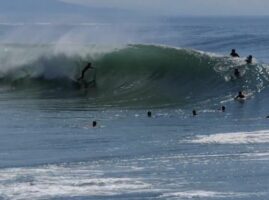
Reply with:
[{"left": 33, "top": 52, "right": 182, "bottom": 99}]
[{"left": 0, "top": 44, "right": 268, "bottom": 107}]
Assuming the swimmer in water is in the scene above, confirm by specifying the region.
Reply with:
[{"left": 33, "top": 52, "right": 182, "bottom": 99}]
[
  {"left": 92, "top": 121, "right": 97, "bottom": 127},
  {"left": 235, "top": 91, "right": 245, "bottom": 100},
  {"left": 245, "top": 55, "right": 253, "bottom": 64},
  {"left": 218, "top": 106, "right": 226, "bottom": 112},
  {"left": 230, "top": 49, "right": 240, "bottom": 58}
]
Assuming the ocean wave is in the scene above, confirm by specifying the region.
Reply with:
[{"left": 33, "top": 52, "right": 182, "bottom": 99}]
[{"left": 0, "top": 44, "right": 268, "bottom": 107}]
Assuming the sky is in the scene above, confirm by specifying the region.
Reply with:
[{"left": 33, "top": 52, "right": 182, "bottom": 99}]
[
  {"left": 61, "top": 0, "right": 269, "bottom": 16},
  {"left": 0, "top": 0, "right": 268, "bottom": 52},
  {"left": 0, "top": 0, "right": 269, "bottom": 22}
]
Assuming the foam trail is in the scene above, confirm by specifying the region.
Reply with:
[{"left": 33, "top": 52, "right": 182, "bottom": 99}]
[
  {"left": 0, "top": 164, "right": 151, "bottom": 199},
  {"left": 191, "top": 130, "right": 269, "bottom": 144},
  {"left": 160, "top": 190, "right": 249, "bottom": 198}
]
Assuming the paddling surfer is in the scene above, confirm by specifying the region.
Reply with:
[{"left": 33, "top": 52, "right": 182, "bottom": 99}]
[
  {"left": 230, "top": 49, "right": 240, "bottom": 58},
  {"left": 245, "top": 55, "right": 253, "bottom": 64},
  {"left": 235, "top": 91, "right": 245, "bottom": 100}
]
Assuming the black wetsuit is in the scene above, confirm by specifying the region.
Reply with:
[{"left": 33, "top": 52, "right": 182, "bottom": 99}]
[
  {"left": 236, "top": 93, "right": 245, "bottom": 99},
  {"left": 230, "top": 52, "right": 240, "bottom": 57},
  {"left": 78, "top": 66, "right": 92, "bottom": 81},
  {"left": 246, "top": 57, "right": 252, "bottom": 64}
]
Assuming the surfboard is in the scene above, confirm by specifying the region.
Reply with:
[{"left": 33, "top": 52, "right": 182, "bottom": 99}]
[
  {"left": 235, "top": 97, "right": 246, "bottom": 103},
  {"left": 72, "top": 78, "right": 96, "bottom": 89},
  {"left": 73, "top": 67, "right": 97, "bottom": 89}
]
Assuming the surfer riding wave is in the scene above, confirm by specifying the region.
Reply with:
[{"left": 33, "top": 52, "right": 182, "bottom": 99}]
[{"left": 77, "top": 62, "right": 96, "bottom": 88}]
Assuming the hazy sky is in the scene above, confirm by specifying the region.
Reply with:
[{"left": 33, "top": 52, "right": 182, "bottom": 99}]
[
  {"left": 61, "top": 0, "right": 269, "bottom": 16},
  {"left": 0, "top": 0, "right": 269, "bottom": 22}
]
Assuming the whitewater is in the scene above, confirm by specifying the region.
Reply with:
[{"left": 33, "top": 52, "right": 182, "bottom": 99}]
[{"left": 0, "top": 16, "right": 269, "bottom": 199}]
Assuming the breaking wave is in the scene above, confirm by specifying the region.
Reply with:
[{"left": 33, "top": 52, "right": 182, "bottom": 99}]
[{"left": 0, "top": 44, "right": 269, "bottom": 107}]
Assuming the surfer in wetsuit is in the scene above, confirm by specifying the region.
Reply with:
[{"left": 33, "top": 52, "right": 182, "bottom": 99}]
[
  {"left": 235, "top": 91, "right": 245, "bottom": 100},
  {"left": 77, "top": 62, "right": 96, "bottom": 87},
  {"left": 230, "top": 49, "right": 242, "bottom": 78},
  {"left": 245, "top": 55, "right": 253, "bottom": 64},
  {"left": 78, "top": 62, "right": 93, "bottom": 81},
  {"left": 230, "top": 49, "right": 240, "bottom": 58}
]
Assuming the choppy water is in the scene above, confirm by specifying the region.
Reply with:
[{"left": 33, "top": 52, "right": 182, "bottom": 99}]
[{"left": 1, "top": 16, "right": 269, "bottom": 199}]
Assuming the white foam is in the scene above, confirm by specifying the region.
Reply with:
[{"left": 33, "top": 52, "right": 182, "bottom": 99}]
[
  {"left": 160, "top": 190, "right": 249, "bottom": 198},
  {"left": 191, "top": 130, "right": 269, "bottom": 144},
  {"left": 0, "top": 165, "right": 151, "bottom": 200}
]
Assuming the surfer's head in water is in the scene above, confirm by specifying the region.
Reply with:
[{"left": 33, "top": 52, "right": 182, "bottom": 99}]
[
  {"left": 147, "top": 111, "right": 152, "bottom": 118},
  {"left": 192, "top": 110, "right": 197, "bottom": 116},
  {"left": 230, "top": 49, "right": 240, "bottom": 57},
  {"left": 218, "top": 106, "right": 226, "bottom": 112},
  {"left": 92, "top": 121, "right": 97, "bottom": 127},
  {"left": 235, "top": 91, "right": 245, "bottom": 99},
  {"left": 245, "top": 55, "right": 253, "bottom": 64}
]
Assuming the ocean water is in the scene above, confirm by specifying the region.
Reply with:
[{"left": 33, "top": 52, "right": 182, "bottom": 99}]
[{"left": 1, "top": 16, "right": 269, "bottom": 199}]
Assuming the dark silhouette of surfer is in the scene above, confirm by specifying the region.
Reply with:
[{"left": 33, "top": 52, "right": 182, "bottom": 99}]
[
  {"left": 245, "top": 55, "right": 253, "bottom": 64},
  {"left": 92, "top": 121, "right": 97, "bottom": 127},
  {"left": 235, "top": 91, "right": 245, "bottom": 100},
  {"left": 218, "top": 106, "right": 226, "bottom": 112},
  {"left": 77, "top": 62, "right": 96, "bottom": 88},
  {"left": 78, "top": 62, "right": 93, "bottom": 81},
  {"left": 230, "top": 49, "right": 240, "bottom": 57}
]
